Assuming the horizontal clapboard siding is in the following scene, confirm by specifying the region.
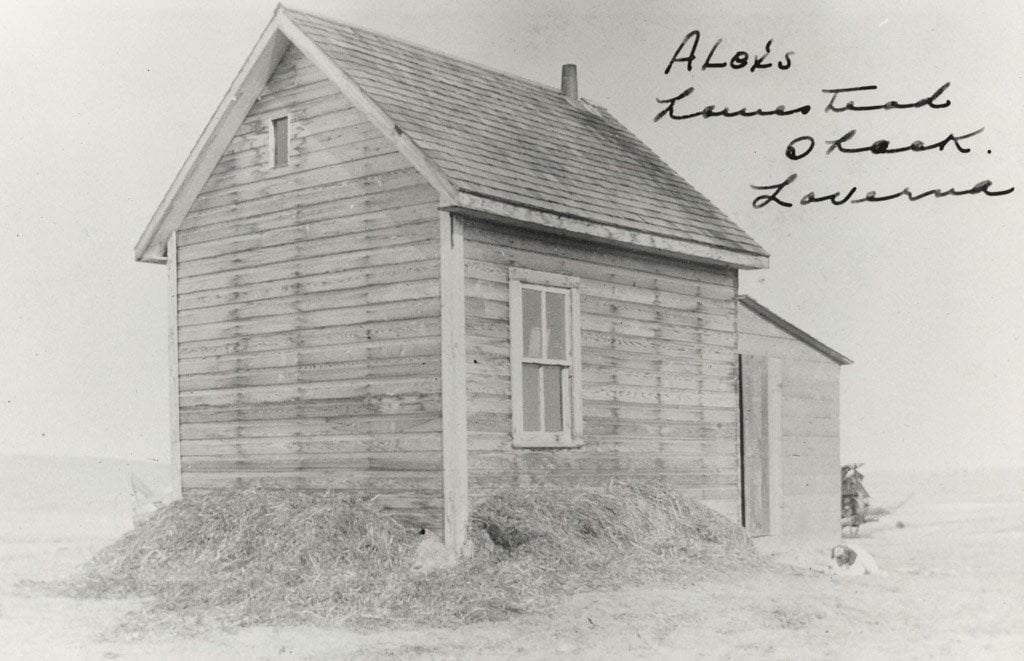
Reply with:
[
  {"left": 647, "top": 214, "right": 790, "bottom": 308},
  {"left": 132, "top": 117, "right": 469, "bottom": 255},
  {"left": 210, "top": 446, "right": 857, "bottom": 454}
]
[
  {"left": 737, "top": 305, "right": 841, "bottom": 536},
  {"left": 462, "top": 219, "right": 742, "bottom": 518},
  {"left": 174, "top": 45, "right": 442, "bottom": 529}
]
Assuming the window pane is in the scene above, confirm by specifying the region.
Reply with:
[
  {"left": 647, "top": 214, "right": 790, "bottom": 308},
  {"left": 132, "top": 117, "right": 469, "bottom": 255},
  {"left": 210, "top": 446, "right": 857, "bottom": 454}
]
[
  {"left": 272, "top": 116, "right": 289, "bottom": 166},
  {"left": 545, "top": 291, "right": 566, "bottom": 359},
  {"left": 522, "top": 364, "right": 542, "bottom": 432},
  {"left": 543, "top": 366, "right": 564, "bottom": 432},
  {"left": 522, "top": 288, "right": 543, "bottom": 359}
]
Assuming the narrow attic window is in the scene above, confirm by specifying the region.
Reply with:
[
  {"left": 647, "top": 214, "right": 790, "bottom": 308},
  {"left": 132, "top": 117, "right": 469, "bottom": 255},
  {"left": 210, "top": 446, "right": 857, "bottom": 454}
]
[{"left": 271, "top": 116, "right": 289, "bottom": 167}]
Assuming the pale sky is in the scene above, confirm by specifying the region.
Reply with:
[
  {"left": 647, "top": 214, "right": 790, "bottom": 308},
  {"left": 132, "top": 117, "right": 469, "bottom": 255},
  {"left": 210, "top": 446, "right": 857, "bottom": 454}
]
[{"left": 1, "top": 0, "right": 1021, "bottom": 471}]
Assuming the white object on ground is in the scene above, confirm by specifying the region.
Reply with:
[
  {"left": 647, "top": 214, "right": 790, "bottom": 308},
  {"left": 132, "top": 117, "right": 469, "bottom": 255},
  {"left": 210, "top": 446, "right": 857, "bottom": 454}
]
[{"left": 829, "top": 544, "right": 883, "bottom": 576}]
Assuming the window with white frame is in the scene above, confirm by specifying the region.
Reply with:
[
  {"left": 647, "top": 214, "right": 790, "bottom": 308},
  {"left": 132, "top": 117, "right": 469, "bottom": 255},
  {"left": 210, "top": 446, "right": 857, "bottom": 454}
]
[{"left": 509, "top": 268, "right": 582, "bottom": 448}]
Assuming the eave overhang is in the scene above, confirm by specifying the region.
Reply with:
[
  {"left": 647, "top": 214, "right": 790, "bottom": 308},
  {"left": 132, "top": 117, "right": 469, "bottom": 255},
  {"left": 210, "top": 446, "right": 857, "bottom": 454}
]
[{"left": 445, "top": 193, "right": 769, "bottom": 270}]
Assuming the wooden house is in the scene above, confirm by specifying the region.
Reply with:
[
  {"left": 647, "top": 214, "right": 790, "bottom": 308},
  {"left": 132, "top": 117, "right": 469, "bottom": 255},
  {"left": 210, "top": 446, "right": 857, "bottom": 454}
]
[
  {"left": 737, "top": 296, "right": 852, "bottom": 538},
  {"left": 136, "top": 7, "right": 846, "bottom": 551}
]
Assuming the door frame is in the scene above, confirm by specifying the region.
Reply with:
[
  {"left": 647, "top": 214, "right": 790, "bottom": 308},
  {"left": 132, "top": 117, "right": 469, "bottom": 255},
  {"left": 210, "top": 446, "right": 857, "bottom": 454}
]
[{"left": 739, "top": 354, "right": 783, "bottom": 536}]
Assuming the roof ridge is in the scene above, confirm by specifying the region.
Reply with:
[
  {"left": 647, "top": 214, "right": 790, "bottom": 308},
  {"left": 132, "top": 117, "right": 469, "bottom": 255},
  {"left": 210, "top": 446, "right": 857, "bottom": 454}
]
[{"left": 280, "top": 5, "right": 609, "bottom": 112}]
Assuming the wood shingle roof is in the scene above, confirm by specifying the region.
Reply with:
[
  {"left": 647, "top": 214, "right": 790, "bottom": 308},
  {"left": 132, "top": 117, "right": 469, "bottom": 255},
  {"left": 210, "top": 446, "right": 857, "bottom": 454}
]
[
  {"left": 135, "top": 6, "right": 767, "bottom": 267},
  {"left": 285, "top": 8, "right": 767, "bottom": 262}
]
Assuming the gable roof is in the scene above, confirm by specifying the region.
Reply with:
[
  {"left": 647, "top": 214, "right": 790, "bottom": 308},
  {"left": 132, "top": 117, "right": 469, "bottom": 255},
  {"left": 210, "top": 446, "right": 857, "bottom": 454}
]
[
  {"left": 136, "top": 6, "right": 768, "bottom": 268},
  {"left": 738, "top": 295, "right": 853, "bottom": 365}
]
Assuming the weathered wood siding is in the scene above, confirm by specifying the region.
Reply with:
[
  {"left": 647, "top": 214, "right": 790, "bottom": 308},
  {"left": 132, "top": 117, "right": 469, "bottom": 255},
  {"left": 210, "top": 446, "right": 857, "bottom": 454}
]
[
  {"left": 462, "top": 220, "right": 742, "bottom": 519},
  {"left": 173, "top": 46, "right": 443, "bottom": 528},
  {"left": 737, "top": 305, "right": 841, "bottom": 536}
]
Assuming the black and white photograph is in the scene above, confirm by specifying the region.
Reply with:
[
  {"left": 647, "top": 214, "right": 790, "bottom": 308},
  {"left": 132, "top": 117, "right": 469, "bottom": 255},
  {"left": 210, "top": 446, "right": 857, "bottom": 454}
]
[{"left": 1, "top": 1, "right": 1021, "bottom": 657}]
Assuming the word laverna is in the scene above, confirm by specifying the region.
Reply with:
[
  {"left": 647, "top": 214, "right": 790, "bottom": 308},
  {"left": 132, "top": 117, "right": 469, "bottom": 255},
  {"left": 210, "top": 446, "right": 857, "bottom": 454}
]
[{"left": 750, "top": 174, "right": 1014, "bottom": 208}]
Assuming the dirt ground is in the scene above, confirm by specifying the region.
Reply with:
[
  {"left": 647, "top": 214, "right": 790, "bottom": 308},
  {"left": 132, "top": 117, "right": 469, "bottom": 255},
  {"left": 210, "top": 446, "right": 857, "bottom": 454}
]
[{"left": 1, "top": 468, "right": 1021, "bottom": 659}]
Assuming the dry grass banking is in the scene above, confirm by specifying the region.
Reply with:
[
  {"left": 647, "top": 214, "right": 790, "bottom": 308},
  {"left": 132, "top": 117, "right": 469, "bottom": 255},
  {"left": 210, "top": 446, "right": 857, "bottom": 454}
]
[{"left": 63, "top": 485, "right": 758, "bottom": 630}]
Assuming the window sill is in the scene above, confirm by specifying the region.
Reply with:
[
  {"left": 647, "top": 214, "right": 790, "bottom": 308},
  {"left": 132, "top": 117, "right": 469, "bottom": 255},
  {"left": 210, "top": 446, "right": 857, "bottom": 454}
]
[{"left": 512, "top": 434, "right": 582, "bottom": 450}]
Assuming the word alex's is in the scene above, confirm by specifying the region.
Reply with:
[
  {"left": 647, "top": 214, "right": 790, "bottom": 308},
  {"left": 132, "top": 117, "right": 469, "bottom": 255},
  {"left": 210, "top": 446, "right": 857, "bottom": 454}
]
[{"left": 664, "top": 30, "right": 793, "bottom": 74}]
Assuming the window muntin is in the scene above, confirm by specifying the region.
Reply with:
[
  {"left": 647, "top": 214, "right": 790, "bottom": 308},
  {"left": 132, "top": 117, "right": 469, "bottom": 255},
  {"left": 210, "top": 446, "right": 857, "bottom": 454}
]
[{"left": 509, "top": 269, "right": 582, "bottom": 448}]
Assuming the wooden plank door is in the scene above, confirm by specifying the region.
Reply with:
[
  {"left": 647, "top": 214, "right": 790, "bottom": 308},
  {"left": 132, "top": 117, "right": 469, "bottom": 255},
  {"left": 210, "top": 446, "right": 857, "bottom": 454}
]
[{"left": 740, "top": 354, "right": 771, "bottom": 536}]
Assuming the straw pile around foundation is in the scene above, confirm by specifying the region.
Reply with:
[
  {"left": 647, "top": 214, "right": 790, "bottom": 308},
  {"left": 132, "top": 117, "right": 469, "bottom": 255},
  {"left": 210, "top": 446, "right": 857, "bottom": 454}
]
[{"left": 65, "top": 484, "right": 759, "bottom": 630}]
